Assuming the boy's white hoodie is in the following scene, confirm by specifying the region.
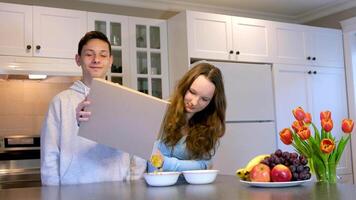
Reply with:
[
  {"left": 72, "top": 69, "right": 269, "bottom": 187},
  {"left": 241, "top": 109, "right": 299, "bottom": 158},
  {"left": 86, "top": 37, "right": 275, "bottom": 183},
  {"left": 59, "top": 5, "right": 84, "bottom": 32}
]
[{"left": 41, "top": 80, "right": 146, "bottom": 185}]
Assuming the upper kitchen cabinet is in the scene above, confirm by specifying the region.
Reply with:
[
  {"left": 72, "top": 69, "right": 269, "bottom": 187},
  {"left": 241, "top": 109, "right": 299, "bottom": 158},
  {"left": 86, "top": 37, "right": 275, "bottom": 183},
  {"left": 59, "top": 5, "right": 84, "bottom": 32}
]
[
  {"left": 129, "top": 17, "right": 169, "bottom": 99},
  {"left": 0, "top": 3, "right": 87, "bottom": 58},
  {"left": 307, "top": 27, "right": 344, "bottom": 67},
  {"left": 183, "top": 11, "right": 274, "bottom": 62},
  {"left": 231, "top": 17, "right": 275, "bottom": 63},
  {"left": 168, "top": 10, "right": 274, "bottom": 91},
  {"left": 186, "top": 11, "right": 232, "bottom": 60},
  {"left": 88, "top": 12, "right": 129, "bottom": 86},
  {"left": 274, "top": 22, "right": 344, "bottom": 67},
  {"left": 88, "top": 12, "right": 169, "bottom": 99},
  {"left": 0, "top": 3, "right": 32, "bottom": 56}
]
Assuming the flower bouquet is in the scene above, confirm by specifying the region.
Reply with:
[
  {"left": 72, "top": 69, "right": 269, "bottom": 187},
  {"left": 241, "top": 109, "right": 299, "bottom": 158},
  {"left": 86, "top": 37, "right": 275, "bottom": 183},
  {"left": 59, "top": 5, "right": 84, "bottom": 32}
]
[{"left": 279, "top": 107, "right": 354, "bottom": 183}]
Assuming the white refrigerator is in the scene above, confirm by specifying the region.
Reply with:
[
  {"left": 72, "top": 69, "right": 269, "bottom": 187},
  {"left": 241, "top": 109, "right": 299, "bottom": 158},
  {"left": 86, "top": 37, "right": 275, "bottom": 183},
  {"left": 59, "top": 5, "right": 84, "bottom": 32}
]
[{"left": 210, "top": 61, "right": 276, "bottom": 175}]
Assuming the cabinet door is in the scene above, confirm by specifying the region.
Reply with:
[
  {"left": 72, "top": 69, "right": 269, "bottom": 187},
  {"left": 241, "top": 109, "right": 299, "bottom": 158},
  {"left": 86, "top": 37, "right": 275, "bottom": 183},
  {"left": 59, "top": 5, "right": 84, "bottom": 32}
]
[
  {"left": 309, "top": 29, "right": 344, "bottom": 67},
  {"left": 33, "top": 6, "right": 86, "bottom": 58},
  {"left": 0, "top": 3, "right": 32, "bottom": 56},
  {"left": 232, "top": 17, "right": 274, "bottom": 63},
  {"left": 273, "top": 64, "right": 310, "bottom": 152},
  {"left": 213, "top": 122, "right": 276, "bottom": 175},
  {"left": 275, "top": 24, "right": 309, "bottom": 65},
  {"left": 274, "top": 64, "right": 351, "bottom": 174},
  {"left": 187, "top": 11, "right": 233, "bottom": 60},
  {"left": 211, "top": 62, "right": 274, "bottom": 121},
  {"left": 88, "top": 12, "right": 129, "bottom": 86},
  {"left": 129, "top": 17, "right": 169, "bottom": 99},
  {"left": 309, "top": 67, "right": 351, "bottom": 174}
]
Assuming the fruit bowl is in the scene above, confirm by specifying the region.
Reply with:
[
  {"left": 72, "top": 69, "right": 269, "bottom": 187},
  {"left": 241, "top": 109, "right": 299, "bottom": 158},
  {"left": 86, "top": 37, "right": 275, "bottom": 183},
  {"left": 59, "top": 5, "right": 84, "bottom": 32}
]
[
  {"left": 182, "top": 170, "right": 219, "bottom": 184},
  {"left": 143, "top": 172, "right": 181, "bottom": 187},
  {"left": 236, "top": 149, "right": 312, "bottom": 185}
]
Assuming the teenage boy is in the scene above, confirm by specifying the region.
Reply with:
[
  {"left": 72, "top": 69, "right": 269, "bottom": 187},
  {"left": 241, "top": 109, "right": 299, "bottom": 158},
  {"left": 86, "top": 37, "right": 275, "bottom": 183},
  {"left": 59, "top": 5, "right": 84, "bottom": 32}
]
[{"left": 41, "top": 31, "right": 146, "bottom": 185}]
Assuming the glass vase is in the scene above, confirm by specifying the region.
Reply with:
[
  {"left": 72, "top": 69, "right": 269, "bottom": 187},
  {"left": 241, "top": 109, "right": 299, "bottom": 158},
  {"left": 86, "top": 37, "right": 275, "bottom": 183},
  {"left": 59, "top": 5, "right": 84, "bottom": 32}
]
[{"left": 309, "top": 157, "right": 337, "bottom": 183}]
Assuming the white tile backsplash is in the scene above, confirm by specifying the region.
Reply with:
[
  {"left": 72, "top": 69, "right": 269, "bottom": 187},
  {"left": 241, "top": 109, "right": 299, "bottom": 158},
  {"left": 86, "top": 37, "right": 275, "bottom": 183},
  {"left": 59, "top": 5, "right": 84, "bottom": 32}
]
[{"left": 0, "top": 76, "right": 79, "bottom": 137}]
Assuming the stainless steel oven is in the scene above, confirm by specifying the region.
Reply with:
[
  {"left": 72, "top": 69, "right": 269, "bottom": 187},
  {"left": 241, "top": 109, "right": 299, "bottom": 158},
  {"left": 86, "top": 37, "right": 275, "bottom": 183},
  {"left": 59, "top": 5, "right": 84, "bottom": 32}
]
[{"left": 0, "top": 135, "right": 41, "bottom": 189}]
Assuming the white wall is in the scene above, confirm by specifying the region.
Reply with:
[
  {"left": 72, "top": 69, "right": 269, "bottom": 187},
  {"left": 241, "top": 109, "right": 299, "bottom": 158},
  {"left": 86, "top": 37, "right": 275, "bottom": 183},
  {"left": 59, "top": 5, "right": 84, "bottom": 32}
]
[{"left": 341, "top": 16, "right": 356, "bottom": 184}]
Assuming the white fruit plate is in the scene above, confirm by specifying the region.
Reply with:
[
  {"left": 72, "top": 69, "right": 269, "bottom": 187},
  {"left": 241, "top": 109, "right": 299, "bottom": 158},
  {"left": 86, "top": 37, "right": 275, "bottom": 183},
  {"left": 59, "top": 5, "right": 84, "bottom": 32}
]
[{"left": 240, "top": 179, "right": 312, "bottom": 188}]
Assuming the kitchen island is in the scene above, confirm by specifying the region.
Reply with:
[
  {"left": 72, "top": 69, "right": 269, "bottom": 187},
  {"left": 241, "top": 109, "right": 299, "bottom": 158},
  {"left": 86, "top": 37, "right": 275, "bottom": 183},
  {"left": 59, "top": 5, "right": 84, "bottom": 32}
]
[{"left": 0, "top": 175, "right": 355, "bottom": 200}]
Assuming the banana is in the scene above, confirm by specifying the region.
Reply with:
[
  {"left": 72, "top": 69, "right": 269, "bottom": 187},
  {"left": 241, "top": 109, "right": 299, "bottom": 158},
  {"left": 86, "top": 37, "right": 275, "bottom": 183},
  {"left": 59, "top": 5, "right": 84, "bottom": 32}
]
[
  {"left": 235, "top": 154, "right": 270, "bottom": 180},
  {"left": 236, "top": 168, "right": 248, "bottom": 180}
]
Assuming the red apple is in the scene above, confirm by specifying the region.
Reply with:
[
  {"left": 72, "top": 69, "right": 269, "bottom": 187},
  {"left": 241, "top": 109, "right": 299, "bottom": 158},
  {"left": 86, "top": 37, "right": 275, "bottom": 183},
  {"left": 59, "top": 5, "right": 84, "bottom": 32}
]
[
  {"left": 249, "top": 163, "right": 271, "bottom": 182},
  {"left": 271, "top": 164, "right": 292, "bottom": 182}
]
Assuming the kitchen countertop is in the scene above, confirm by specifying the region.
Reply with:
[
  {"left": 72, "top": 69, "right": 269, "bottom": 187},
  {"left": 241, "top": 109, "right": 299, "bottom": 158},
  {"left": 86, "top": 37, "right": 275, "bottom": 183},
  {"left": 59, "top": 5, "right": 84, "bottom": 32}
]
[{"left": 0, "top": 175, "right": 355, "bottom": 200}]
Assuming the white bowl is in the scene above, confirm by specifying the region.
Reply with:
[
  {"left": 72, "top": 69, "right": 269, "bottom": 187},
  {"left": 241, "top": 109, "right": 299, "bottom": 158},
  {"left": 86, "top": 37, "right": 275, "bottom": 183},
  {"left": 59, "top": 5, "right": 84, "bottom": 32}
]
[
  {"left": 143, "top": 172, "right": 181, "bottom": 187},
  {"left": 182, "top": 170, "right": 219, "bottom": 184}
]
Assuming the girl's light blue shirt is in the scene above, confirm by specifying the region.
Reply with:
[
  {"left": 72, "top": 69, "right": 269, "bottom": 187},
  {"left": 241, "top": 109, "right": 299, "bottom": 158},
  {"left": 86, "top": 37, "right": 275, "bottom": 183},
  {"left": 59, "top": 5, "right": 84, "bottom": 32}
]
[{"left": 148, "top": 136, "right": 212, "bottom": 172}]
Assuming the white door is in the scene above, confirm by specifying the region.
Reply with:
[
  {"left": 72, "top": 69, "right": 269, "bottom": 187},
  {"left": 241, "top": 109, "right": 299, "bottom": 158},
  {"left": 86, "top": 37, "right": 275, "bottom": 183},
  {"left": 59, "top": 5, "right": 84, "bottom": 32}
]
[
  {"left": 213, "top": 122, "right": 276, "bottom": 175},
  {"left": 187, "top": 11, "right": 233, "bottom": 60},
  {"left": 275, "top": 24, "right": 309, "bottom": 65},
  {"left": 212, "top": 62, "right": 274, "bottom": 121},
  {"left": 232, "top": 17, "right": 274, "bottom": 63},
  {"left": 33, "top": 6, "right": 86, "bottom": 58},
  {"left": 0, "top": 3, "right": 32, "bottom": 56},
  {"left": 88, "top": 12, "right": 130, "bottom": 86}
]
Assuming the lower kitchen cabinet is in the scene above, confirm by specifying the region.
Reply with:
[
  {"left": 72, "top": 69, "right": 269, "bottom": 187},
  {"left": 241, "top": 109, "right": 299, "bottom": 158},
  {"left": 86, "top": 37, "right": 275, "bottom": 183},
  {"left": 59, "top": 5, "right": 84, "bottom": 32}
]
[
  {"left": 273, "top": 64, "right": 352, "bottom": 175},
  {"left": 213, "top": 122, "right": 276, "bottom": 175}
]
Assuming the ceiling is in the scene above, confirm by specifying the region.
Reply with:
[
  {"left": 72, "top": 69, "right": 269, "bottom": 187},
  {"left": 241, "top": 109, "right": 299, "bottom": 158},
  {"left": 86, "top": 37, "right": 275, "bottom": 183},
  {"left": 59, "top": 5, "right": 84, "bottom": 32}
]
[{"left": 81, "top": 0, "right": 356, "bottom": 23}]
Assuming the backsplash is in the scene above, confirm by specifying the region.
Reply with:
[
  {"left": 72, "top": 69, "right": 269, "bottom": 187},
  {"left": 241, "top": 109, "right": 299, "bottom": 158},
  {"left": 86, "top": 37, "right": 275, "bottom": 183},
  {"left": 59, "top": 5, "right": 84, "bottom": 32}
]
[{"left": 0, "top": 76, "right": 80, "bottom": 137}]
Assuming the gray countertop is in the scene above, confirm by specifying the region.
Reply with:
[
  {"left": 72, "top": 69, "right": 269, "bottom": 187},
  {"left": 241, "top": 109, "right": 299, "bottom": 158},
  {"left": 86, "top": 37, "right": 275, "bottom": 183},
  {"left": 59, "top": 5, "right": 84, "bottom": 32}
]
[{"left": 1, "top": 175, "right": 355, "bottom": 200}]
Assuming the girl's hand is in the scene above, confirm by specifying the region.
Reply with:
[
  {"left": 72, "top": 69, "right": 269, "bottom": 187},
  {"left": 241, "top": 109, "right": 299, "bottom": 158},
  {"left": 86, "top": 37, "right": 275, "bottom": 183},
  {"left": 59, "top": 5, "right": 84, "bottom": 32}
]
[
  {"left": 150, "top": 150, "right": 164, "bottom": 170},
  {"left": 76, "top": 99, "right": 91, "bottom": 125}
]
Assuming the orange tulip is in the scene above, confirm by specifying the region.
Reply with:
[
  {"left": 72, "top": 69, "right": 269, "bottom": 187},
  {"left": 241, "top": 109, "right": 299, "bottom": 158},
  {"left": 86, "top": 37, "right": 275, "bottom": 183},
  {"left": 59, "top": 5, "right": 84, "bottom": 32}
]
[
  {"left": 304, "top": 112, "right": 312, "bottom": 124},
  {"left": 292, "top": 107, "right": 306, "bottom": 121},
  {"left": 321, "top": 119, "right": 333, "bottom": 132},
  {"left": 280, "top": 128, "right": 293, "bottom": 145},
  {"left": 320, "top": 111, "right": 331, "bottom": 121},
  {"left": 297, "top": 127, "right": 311, "bottom": 140},
  {"left": 342, "top": 119, "right": 354, "bottom": 134},
  {"left": 292, "top": 120, "right": 304, "bottom": 133},
  {"left": 320, "top": 138, "right": 335, "bottom": 154}
]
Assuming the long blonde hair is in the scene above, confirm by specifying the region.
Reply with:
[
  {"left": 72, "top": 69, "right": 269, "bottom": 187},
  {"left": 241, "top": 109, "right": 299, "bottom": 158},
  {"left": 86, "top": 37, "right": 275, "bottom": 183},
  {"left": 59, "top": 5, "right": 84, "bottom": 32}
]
[{"left": 161, "top": 62, "right": 226, "bottom": 159}]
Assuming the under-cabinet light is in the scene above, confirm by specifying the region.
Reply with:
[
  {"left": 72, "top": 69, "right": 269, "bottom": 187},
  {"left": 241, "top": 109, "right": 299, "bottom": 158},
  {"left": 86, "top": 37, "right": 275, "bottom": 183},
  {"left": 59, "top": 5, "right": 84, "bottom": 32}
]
[{"left": 28, "top": 74, "right": 47, "bottom": 80}]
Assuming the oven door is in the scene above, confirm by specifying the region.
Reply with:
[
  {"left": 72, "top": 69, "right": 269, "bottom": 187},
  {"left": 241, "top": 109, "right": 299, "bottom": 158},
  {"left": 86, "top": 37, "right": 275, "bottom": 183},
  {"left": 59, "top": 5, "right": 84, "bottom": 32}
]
[{"left": 0, "top": 135, "right": 41, "bottom": 189}]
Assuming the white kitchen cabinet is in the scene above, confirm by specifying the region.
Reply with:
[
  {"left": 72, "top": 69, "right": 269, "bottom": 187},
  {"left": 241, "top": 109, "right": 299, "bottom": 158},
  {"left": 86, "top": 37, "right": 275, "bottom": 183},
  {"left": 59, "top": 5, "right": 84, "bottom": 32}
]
[
  {"left": 213, "top": 122, "right": 276, "bottom": 175},
  {"left": 168, "top": 10, "right": 274, "bottom": 91},
  {"left": 210, "top": 61, "right": 274, "bottom": 121},
  {"left": 231, "top": 17, "right": 275, "bottom": 63},
  {"left": 274, "top": 23, "right": 343, "bottom": 67},
  {"left": 129, "top": 17, "right": 169, "bottom": 99},
  {"left": 273, "top": 64, "right": 352, "bottom": 175},
  {"left": 186, "top": 11, "right": 274, "bottom": 62},
  {"left": 0, "top": 3, "right": 87, "bottom": 59},
  {"left": 186, "top": 11, "right": 233, "bottom": 60},
  {"left": 0, "top": 3, "right": 32, "bottom": 56},
  {"left": 88, "top": 12, "right": 130, "bottom": 86},
  {"left": 89, "top": 13, "right": 169, "bottom": 99},
  {"left": 308, "top": 28, "right": 344, "bottom": 67}
]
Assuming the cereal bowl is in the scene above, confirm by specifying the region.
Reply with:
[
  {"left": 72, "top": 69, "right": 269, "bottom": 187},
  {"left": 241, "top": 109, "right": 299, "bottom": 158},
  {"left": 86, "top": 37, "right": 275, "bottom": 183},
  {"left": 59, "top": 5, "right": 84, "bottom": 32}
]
[
  {"left": 182, "top": 170, "right": 219, "bottom": 184},
  {"left": 143, "top": 172, "right": 181, "bottom": 187}
]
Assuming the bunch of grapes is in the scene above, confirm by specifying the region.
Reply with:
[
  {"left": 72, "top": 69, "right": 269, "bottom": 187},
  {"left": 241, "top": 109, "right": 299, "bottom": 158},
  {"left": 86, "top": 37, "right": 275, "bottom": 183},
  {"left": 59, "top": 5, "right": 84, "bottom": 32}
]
[{"left": 260, "top": 149, "right": 311, "bottom": 181}]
